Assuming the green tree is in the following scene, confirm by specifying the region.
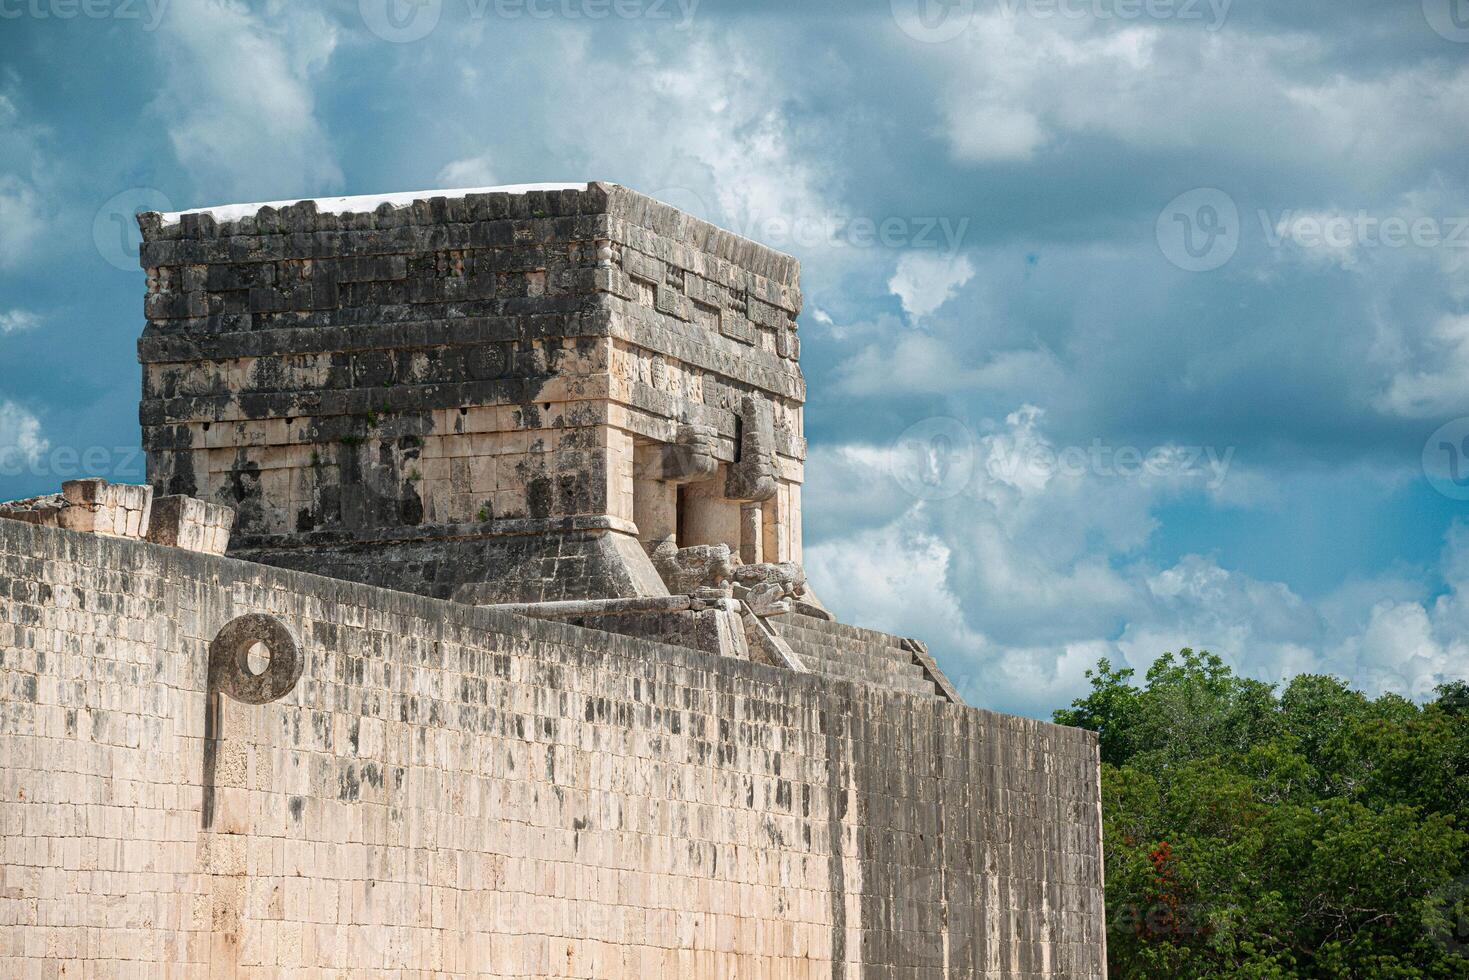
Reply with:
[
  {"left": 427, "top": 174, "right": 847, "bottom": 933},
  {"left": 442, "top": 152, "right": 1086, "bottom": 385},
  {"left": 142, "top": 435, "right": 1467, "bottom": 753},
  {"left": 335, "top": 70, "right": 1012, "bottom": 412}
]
[{"left": 1057, "top": 652, "right": 1469, "bottom": 978}]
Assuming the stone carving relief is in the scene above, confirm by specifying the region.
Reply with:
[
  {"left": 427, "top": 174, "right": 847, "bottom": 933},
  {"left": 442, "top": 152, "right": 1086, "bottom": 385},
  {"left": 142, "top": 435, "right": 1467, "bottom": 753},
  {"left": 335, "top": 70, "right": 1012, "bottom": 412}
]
[{"left": 725, "top": 395, "right": 778, "bottom": 502}]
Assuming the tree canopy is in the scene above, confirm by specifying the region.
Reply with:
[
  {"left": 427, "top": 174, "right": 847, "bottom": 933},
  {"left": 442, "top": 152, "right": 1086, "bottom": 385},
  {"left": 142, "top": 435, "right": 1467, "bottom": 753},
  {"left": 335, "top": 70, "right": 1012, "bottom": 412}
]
[{"left": 1055, "top": 650, "right": 1469, "bottom": 978}]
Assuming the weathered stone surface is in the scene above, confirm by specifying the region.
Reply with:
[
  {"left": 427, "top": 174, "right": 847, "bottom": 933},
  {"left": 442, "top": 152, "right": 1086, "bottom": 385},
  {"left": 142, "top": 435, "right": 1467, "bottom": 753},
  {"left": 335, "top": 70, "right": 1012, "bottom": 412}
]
[
  {"left": 743, "top": 580, "right": 793, "bottom": 616},
  {"left": 733, "top": 559, "right": 807, "bottom": 594},
  {"left": 637, "top": 421, "right": 719, "bottom": 484},
  {"left": 147, "top": 493, "right": 236, "bottom": 554},
  {"left": 725, "top": 394, "right": 779, "bottom": 502},
  {"left": 0, "top": 478, "right": 154, "bottom": 540},
  {"left": 0, "top": 492, "right": 66, "bottom": 526},
  {"left": 208, "top": 613, "right": 302, "bottom": 705},
  {"left": 650, "top": 539, "right": 734, "bottom": 594},
  {"left": 0, "top": 519, "right": 1107, "bottom": 978},
  {"left": 137, "top": 183, "right": 806, "bottom": 604}
]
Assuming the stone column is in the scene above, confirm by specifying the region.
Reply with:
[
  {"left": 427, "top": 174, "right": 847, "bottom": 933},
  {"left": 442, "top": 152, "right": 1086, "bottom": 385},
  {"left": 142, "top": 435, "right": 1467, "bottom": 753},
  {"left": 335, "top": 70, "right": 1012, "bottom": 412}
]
[{"left": 740, "top": 503, "right": 762, "bottom": 564}]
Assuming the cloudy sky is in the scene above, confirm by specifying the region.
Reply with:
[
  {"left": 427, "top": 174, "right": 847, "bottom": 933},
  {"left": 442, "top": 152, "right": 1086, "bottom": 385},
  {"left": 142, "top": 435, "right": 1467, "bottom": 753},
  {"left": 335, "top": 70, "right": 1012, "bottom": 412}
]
[{"left": 3, "top": 0, "right": 1469, "bottom": 716}]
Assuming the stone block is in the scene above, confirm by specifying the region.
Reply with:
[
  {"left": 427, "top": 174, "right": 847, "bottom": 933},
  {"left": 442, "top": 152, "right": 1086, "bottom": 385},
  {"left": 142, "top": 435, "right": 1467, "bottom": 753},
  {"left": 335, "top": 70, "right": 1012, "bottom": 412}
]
[
  {"left": 54, "top": 479, "right": 153, "bottom": 540},
  {"left": 146, "top": 495, "right": 236, "bottom": 555}
]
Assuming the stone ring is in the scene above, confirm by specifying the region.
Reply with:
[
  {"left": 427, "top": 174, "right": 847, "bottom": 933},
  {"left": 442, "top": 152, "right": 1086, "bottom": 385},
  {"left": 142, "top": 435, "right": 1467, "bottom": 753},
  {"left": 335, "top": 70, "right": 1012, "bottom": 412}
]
[{"left": 208, "top": 614, "right": 303, "bottom": 705}]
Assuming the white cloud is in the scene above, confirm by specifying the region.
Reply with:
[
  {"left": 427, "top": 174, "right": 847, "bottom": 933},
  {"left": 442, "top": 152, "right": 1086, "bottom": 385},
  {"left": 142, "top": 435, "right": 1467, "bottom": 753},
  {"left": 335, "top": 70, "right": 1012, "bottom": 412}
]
[
  {"left": 437, "top": 154, "right": 498, "bottom": 187},
  {"left": 804, "top": 511, "right": 989, "bottom": 660},
  {"left": 888, "top": 252, "right": 975, "bottom": 319},
  {"left": 944, "top": 102, "right": 1046, "bottom": 163},
  {"left": 399, "top": 28, "right": 841, "bottom": 268},
  {"left": 933, "top": 15, "right": 1469, "bottom": 188},
  {"left": 843, "top": 337, "right": 1064, "bottom": 402},
  {"left": 1333, "top": 600, "right": 1463, "bottom": 701},
  {"left": 0, "top": 89, "right": 50, "bottom": 270},
  {"left": 0, "top": 310, "right": 39, "bottom": 335},
  {"left": 0, "top": 175, "right": 44, "bottom": 269},
  {"left": 152, "top": 1, "right": 342, "bottom": 201},
  {"left": 804, "top": 509, "right": 1119, "bottom": 718},
  {"left": 1375, "top": 314, "right": 1469, "bottom": 418},
  {"left": 0, "top": 400, "right": 47, "bottom": 472},
  {"left": 804, "top": 406, "right": 1469, "bottom": 717}
]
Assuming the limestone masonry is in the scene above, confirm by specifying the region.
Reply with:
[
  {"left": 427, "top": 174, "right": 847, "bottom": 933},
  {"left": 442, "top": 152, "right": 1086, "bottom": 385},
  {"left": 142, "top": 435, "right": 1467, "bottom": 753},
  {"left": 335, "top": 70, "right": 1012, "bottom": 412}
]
[
  {"left": 0, "top": 183, "right": 1106, "bottom": 977},
  {"left": 138, "top": 182, "right": 803, "bottom": 606}
]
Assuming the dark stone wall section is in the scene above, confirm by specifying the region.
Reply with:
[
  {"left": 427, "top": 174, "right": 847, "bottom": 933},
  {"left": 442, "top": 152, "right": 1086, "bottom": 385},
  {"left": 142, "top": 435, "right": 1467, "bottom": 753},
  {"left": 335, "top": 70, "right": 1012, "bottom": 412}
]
[{"left": 231, "top": 526, "right": 662, "bottom": 604}]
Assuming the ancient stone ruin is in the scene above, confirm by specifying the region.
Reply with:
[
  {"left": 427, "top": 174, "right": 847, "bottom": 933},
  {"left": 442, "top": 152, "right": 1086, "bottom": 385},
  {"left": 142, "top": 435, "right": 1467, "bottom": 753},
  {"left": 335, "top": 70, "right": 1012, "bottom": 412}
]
[{"left": 0, "top": 183, "right": 1105, "bottom": 977}]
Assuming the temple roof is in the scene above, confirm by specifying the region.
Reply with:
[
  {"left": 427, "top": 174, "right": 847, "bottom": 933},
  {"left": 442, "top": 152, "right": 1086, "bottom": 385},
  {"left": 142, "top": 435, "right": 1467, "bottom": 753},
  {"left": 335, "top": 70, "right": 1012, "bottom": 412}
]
[{"left": 157, "top": 182, "right": 591, "bottom": 227}]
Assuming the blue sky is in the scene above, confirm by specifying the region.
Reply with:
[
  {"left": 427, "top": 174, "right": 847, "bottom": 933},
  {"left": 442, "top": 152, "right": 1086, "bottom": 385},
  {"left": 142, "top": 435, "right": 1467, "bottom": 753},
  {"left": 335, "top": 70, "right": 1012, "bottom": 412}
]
[{"left": 2, "top": 0, "right": 1469, "bottom": 716}]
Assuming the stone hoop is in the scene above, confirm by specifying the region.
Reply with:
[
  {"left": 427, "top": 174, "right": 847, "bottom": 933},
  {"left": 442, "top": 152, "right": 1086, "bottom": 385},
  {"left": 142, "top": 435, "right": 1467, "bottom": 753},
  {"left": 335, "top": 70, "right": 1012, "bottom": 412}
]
[{"left": 208, "top": 614, "right": 303, "bottom": 705}]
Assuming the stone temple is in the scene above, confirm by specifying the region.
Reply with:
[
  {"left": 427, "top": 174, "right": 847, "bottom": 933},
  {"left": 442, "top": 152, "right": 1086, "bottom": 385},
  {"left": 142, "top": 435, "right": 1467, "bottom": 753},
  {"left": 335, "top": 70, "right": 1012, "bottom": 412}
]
[{"left": 0, "top": 183, "right": 1106, "bottom": 977}]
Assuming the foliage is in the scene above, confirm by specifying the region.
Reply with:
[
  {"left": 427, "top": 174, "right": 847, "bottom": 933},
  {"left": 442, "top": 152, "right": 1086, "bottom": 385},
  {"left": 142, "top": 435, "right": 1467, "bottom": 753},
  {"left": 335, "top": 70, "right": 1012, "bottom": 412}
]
[{"left": 1055, "top": 650, "right": 1469, "bottom": 978}]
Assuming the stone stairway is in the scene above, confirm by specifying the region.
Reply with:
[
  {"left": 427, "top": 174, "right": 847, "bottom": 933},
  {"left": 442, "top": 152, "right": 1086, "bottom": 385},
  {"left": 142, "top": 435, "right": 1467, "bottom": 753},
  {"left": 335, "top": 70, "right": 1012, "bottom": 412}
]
[{"left": 767, "top": 611, "right": 957, "bottom": 701}]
